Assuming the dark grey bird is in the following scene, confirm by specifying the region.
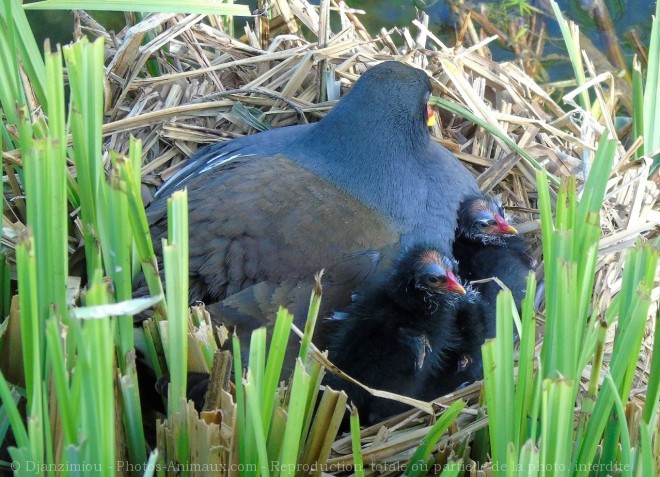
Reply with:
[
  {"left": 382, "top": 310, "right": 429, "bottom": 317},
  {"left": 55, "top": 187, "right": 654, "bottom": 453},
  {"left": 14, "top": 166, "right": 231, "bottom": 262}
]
[{"left": 141, "top": 61, "right": 479, "bottom": 350}]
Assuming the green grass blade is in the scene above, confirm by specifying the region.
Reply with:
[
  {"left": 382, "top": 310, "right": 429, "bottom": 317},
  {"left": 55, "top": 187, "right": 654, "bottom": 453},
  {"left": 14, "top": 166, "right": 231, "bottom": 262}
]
[
  {"left": 575, "top": 245, "right": 658, "bottom": 470},
  {"left": 24, "top": 0, "right": 250, "bottom": 16},
  {"left": 262, "top": 307, "right": 294, "bottom": 438},
  {"left": 0, "top": 387, "right": 16, "bottom": 446},
  {"left": 44, "top": 318, "right": 76, "bottom": 444},
  {"left": 7, "top": 447, "right": 36, "bottom": 477},
  {"left": 63, "top": 36, "right": 105, "bottom": 277},
  {"left": 603, "top": 374, "right": 632, "bottom": 477},
  {"left": 143, "top": 450, "right": 160, "bottom": 477},
  {"left": 349, "top": 406, "right": 365, "bottom": 477},
  {"left": 0, "top": 254, "right": 9, "bottom": 320},
  {"left": 0, "top": 373, "right": 29, "bottom": 449},
  {"left": 162, "top": 190, "right": 190, "bottom": 465},
  {"left": 78, "top": 277, "right": 116, "bottom": 476},
  {"left": 644, "top": 1, "right": 660, "bottom": 175},
  {"left": 642, "top": 307, "right": 660, "bottom": 428},
  {"left": 550, "top": 0, "right": 590, "bottom": 111},
  {"left": 14, "top": 232, "right": 45, "bottom": 468},
  {"left": 482, "top": 341, "right": 502, "bottom": 470},
  {"left": 404, "top": 400, "right": 466, "bottom": 477},
  {"left": 575, "top": 316, "right": 608, "bottom": 457},
  {"left": 119, "top": 361, "right": 148, "bottom": 466},
  {"left": 0, "top": 9, "right": 26, "bottom": 127},
  {"left": 116, "top": 141, "right": 166, "bottom": 317},
  {"left": 514, "top": 273, "right": 537, "bottom": 446},
  {"left": 518, "top": 440, "right": 540, "bottom": 477},
  {"left": 248, "top": 327, "right": 267, "bottom": 422},
  {"left": 232, "top": 334, "right": 251, "bottom": 476},
  {"left": 1, "top": 0, "right": 46, "bottom": 107},
  {"left": 429, "top": 95, "right": 559, "bottom": 186},
  {"left": 575, "top": 133, "right": 616, "bottom": 237},
  {"left": 99, "top": 151, "right": 138, "bottom": 367},
  {"left": 637, "top": 421, "right": 655, "bottom": 477},
  {"left": 299, "top": 275, "right": 322, "bottom": 366},
  {"left": 245, "top": 369, "right": 270, "bottom": 477},
  {"left": 267, "top": 408, "right": 287, "bottom": 466},
  {"left": 482, "top": 290, "right": 517, "bottom": 471},
  {"left": 163, "top": 189, "right": 189, "bottom": 415},
  {"left": 279, "top": 359, "right": 312, "bottom": 477},
  {"left": 539, "top": 378, "right": 573, "bottom": 475},
  {"left": 631, "top": 57, "right": 644, "bottom": 160}
]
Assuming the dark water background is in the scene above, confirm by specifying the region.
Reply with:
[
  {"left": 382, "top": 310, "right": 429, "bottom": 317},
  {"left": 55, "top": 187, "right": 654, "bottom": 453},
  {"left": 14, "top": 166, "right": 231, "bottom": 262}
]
[
  {"left": 352, "top": 0, "right": 655, "bottom": 68},
  {"left": 25, "top": 0, "right": 656, "bottom": 81}
]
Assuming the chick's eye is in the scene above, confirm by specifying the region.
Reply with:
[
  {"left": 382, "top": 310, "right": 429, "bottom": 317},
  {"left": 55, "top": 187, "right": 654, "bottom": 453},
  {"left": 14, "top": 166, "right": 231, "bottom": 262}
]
[
  {"left": 425, "top": 276, "right": 441, "bottom": 286},
  {"left": 477, "top": 220, "right": 490, "bottom": 228}
]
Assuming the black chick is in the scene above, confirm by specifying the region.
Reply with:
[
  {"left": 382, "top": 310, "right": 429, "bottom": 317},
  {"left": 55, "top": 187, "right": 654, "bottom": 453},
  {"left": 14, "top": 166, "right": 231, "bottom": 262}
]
[
  {"left": 421, "top": 293, "right": 488, "bottom": 399},
  {"left": 322, "top": 245, "right": 469, "bottom": 425},
  {"left": 452, "top": 195, "right": 534, "bottom": 339}
]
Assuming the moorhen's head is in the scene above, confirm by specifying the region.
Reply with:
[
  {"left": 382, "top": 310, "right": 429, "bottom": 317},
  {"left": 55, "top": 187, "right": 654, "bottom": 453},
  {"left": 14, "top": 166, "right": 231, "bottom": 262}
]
[
  {"left": 457, "top": 196, "right": 518, "bottom": 245},
  {"left": 391, "top": 245, "right": 467, "bottom": 311},
  {"left": 319, "top": 61, "right": 435, "bottom": 148}
]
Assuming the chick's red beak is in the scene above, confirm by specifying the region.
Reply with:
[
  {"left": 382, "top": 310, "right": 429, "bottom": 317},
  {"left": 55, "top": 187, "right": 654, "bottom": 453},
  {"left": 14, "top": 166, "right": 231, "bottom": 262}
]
[
  {"left": 445, "top": 270, "right": 466, "bottom": 295},
  {"left": 494, "top": 214, "right": 518, "bottom": 235},
  {"left": 426, "top": 104, "right": 437, "bottom": 127}
]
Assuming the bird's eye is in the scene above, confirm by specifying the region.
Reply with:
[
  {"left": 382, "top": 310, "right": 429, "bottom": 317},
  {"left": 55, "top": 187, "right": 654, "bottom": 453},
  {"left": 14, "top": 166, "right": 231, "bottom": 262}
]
[
  {"left": 425, "top": 275, "right": 441, "bottom": 287},
  {"left": 477, "top": 220, "right": 490, "bottom": 228}
]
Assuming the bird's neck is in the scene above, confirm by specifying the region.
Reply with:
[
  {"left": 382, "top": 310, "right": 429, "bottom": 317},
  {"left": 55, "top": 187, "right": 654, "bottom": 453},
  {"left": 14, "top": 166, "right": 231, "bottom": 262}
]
[
  {"left": 391, "top": 289, "right": 453, "bottom": 325},
  {"left": 311, "top": 105, "right": 430, "bottom": 156},
  {"left": 293, "top": 122, "right": 433, "bottom": 223}
]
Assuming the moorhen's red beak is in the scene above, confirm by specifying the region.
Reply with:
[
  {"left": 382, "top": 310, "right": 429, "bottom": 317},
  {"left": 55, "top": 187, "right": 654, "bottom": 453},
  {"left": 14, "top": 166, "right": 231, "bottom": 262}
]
[
  {"left": 426, "top": 104, "right": 437, "bottom": 127},
  {"left": 445, "top": 270, "right": 466, "bottom": 295},
  {"left": 495, "top": 214, "right": 518, "bottom": 235}
]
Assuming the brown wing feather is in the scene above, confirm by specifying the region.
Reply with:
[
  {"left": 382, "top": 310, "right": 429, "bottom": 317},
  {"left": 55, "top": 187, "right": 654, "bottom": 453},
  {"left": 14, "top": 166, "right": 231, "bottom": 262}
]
[{"left": 146, "top": 155, "right": 400, "bottom": 306}]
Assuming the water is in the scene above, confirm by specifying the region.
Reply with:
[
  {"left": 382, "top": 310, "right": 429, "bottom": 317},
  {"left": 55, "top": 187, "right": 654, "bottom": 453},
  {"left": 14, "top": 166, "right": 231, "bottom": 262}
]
[
  {"left": 340, "top": 0, "right": 655, "bottom": 75},
  {"left": 25, "top": 0, "right": 655, "bottom": 79}
]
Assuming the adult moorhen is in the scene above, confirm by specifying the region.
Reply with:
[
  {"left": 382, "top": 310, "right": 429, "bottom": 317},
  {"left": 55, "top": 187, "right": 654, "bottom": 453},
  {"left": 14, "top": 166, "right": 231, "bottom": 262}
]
[
  {"left": 144, "top": 61, "right": 479, "bottom": 345},
  {"left": 452, "top": 195, "right": 534, "bottom": 338},
  {"left": 322, "top": 245, "right": 472, "bottom": 424}
]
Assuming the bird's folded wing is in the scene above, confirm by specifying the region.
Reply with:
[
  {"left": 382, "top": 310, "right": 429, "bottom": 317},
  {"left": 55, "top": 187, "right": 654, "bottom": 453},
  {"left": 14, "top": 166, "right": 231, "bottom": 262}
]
[
  {"left": 147, "top": 154, "right": 401, "bottom": 305},
  {"left": 206, "top": 243, "right": 402, "bottom": 334}
]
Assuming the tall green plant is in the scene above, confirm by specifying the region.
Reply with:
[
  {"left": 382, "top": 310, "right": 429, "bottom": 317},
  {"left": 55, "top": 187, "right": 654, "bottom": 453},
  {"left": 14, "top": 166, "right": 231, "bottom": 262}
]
[
  {"left": 0, "top": 0, "right": 46, "bottom": 117},
  {"left": 641, "top": 1, "right": 660, "bottom": 174},
  {"left": 482, "top": 130, "right": 659, "bottom": 475},
  {"left": 225, "top": 288, "right": 348, "bottom": 477},
  {"left": 0, "top": 38, "right": 70, "bottom": 473}
]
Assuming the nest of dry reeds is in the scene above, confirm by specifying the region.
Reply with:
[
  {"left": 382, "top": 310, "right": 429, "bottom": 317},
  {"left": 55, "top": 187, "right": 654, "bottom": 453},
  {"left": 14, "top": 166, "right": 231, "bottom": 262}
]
[{"left": 70, "top": 0, "right": 660, "bottom": 467}]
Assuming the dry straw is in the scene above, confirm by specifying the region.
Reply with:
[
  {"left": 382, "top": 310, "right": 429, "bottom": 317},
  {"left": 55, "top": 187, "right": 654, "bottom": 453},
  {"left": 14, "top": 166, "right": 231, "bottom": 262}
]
[
  {"left": 4, "top": 0, "right": 658, "bottom": 468},
  {"left": 94, "top": 0, "right": 658, "bottom": 465}
]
